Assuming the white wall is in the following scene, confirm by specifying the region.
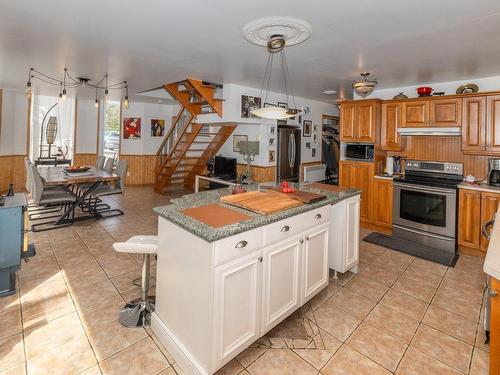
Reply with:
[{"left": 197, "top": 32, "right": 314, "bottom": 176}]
[
  {"left": 75, "top": 99, "right": 98, "bottom": 154},
  {"left": 199, "top": 83, "right": 337, "bottom": 166},
  {"left": 0, "top": 89, "right": 28, "bottom": 155},
  {"left": 354, "top": 75, "right": 500, "bottom": 100}
]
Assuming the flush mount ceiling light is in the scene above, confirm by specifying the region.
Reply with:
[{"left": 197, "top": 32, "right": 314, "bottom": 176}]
[
  {"left": 352, "top": 72, "right": 378, "bottom": 98},
  {"left": 244, "top": 18, "right": 311, "bottom": 120},
  {"left": 323, "top": 90, "right": 337, "bottom": 95}
]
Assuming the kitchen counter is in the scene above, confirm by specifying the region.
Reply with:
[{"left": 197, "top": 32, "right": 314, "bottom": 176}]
[
  {"left": 374, "top": 175, "right": 395, "bottom": 181},
  {"left": 153, "top": 183, "right": 360, "bottom": 242},
  {"left": 485, "top": 204, "right": 500, "bottom": 280},
  {"left": 458, "top": 182, "right": 500, "bottom": 193}
]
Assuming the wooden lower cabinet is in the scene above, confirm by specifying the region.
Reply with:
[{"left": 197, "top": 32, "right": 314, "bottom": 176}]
[
  {"left": 458, "top": 189, "right": 500, "bottom": 252},
  {"left": 339, "top": 161, "right": 374, "bottom": 223},
  {"left": 372, "top": 178, "right": 393, "bottom": 228}
]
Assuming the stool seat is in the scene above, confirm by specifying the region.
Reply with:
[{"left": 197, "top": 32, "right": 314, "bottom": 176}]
[{"left": 113, "top": 235, "right": 158, "bottom": 254}]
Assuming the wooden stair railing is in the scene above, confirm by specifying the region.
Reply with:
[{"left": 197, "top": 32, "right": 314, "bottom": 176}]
[{"left": 154, "top": 78, "right": 235, "bottom": 194}]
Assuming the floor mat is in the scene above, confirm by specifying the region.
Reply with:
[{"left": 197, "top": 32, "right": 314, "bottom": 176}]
[{"left": 363, "top": 232, "right": 459, "bottom": 267}]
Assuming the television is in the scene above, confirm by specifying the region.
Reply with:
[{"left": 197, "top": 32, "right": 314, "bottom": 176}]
[{"left": 213, "top": 156, "right": 237, "bottom": 180}]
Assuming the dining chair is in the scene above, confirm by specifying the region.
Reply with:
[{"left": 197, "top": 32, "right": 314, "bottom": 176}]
[
  {"left": 96, "top": 156, "right": 106, "bottom": 170},
  {"left": 103, "top": 157, "right": 114, "bottom": 173}
]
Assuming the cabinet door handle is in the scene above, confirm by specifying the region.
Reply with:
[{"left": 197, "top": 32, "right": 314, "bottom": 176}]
[
  {"left": 300, "top": 239, "right": 304, "bottom": 244},
  {"left": 315, "top": 214, "right": 322, "bottom": 220},
  {"left": 489, "top": 288, "right": 498, "bottom": 297},
  {"left": 258, "top": 256, "right": 263, "bottom": 263},
  {"left": 235, "top": 240, "right": 247, "bottom": 248},
  {"left": 281, "top": 225, "right": 290, "bottom": 232}
]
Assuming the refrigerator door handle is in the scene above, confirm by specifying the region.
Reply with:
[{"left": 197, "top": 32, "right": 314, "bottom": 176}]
[
  {"left": 288, "top": 134, "right": 293, "bottom": 168},
  {"left": 290, "top": 133, "right": 296, "bottom": 168}
]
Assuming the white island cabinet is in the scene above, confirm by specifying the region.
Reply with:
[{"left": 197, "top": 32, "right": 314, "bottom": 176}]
[{"left": 151, "top": 194, "right": 360, "bottom": 375}]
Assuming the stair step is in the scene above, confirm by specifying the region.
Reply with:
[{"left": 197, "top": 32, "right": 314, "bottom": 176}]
[{"left": 198, "top": 132, "right": 220, "bottom": 136}]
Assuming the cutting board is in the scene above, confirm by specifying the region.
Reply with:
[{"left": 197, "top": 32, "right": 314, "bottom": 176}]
[
  {"left": 307, "top": 183, "right": 349, "bottom": 193},
  {"left": 181, "top": 204, "right": 252, "bottom": 228},
  {"left": 220, "top": 191, "right": 303, "bottom": 214},
  {"left": 262, "top": 187, "right": 327, "bottom": 204}
]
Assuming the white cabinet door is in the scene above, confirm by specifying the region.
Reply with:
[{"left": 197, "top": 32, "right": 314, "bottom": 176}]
[
  {"left": 344, "top": 196, "right": 360, "bottom": 271},
  {"left": 214, "top": 251, "right": 262, "bottom": 364},
  {"left": 261, "top": 237, "right": 301, "bottom": 335},
  {"left": 302, "top": 223, "right": 330, "bottom": 304}
]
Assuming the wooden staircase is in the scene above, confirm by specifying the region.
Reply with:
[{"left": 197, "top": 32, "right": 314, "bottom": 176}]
[{"left": 154, "top": 79, "right": 236, "bottom": 194}]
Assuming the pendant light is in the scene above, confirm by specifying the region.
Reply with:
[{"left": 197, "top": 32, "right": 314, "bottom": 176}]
[
  {"left": 251, "top": 34, "right": 300, "bottom": 120},
  {"left": 94, "top": 87, "right": 99, "bottom": 108},
  {"left": 123, "top": 82, "right": 130, "bottom": 109},
  {"left": 352, "top": 72, "right": 378, "bottom": 98},
  {"left": 25, "top": 68, "right": 33, "bottom": 99}
]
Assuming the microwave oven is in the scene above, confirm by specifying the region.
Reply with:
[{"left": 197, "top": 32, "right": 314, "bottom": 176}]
[{"left": 343, "top": 143, "right": 375, "bottom": 161}]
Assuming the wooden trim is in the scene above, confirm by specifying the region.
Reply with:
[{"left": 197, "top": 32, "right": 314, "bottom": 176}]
[
  {"left": 457, "top": 245, "right": 486, "bottom": 258},
  {"left": 300, "top": 161, "right": 322, "bottom": 182},
  {"left": 342, "top": 90, "right": 500, "bottom": 104},
  {"left": 73, "top": 99, "right": 78, "bottom": 156},
  {"left": 25, "top": 94, "right": 31, "bottom": 156},
  {"left": 0, "top": 89, "right": 3, "bottom": 144},
  {"left": 360, "top": 222, "right": 392, "bottom": 235}
]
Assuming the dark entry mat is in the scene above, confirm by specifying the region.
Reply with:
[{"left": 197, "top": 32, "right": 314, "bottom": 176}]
[{"left": 363, "top": 232, "right": 459, "bottom": 267}]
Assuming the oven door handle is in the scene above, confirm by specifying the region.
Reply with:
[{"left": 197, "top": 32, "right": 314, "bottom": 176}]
[{"left": 394, "top": 182, "right": 456, "bottom": 194}]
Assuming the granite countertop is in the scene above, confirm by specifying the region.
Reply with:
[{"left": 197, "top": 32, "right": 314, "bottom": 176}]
[
  {"left": 154, "top": 183, "right": 361, "bottom": 242},
  {"left": 458, "top": 182, "right": 500, "bottom": 193}
]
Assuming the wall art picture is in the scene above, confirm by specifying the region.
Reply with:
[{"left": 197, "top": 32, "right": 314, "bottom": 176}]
[
  {"left": 123, "top": 117, "right": 141, "bottom": 139},
  {"left": 151, "top": 119, "right": 165, "bottom": 137},
  {"left": 277, "top": 119, "right": 287, "bottom": 126},
  {"left": 312, "top": 148, "right": 316, "bottom": 157},
  {"left": 303, "top": 120, "right": 312, "bottom": 137},
  {"left": 313, "top": 125, "right": 318, "bottom": 132},
  {"left": 270, "top": 126, "right": 275, "bottom": 134},
  {"left": 241, "top": 95, "right": 261, "bottom": 118},
  {"left": 313, "top": 134, "right": 318, "bottom": 143},
  {"left": 306, "top": 142, "right": 311, "bottom": 149},
  {"left": 268, "top": 150, "right": 275, "bottom": 162},
  {"left": 264, "top": 102, "right": 275, "bottom": 108},
  {"left": 277, "top": 102, "right": 287, "bottom": 109},
  {"left": 232, "top": 134, "right": 248, "bottom": 152},
  {"left": 269, "top": 138, "right": 274, "bottom": 146}
]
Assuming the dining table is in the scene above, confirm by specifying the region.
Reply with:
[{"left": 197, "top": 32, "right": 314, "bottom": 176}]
[{"left": 37, "top": 166, "right": 121, "bottom": 227}]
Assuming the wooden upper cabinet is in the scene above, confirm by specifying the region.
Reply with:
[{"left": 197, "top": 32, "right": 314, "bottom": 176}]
[
  {"left": 480, "top": 192, "right": 500, "bottom": 251},
  {"left": 430, "top": 98, "right": 462, "bottom": 127},
  {"left": 462, "top": 96, "right": 486, "bottom": 152},
  {"left": 487, "top": 95, "right": 500, "bottom": 153},
  {"left": 401, "top": 100, "right": 429, "bottom": 127},
  {"left": 340, "top": 103, "right": 356, "bottom": 142},
  {"left": 381, "top": 102, "right": 405, "bottom": 151},
  {"left": 458, "top": 189, "right": 481, "bottom": 249},
  {"left": 356, "top": 102, "right": 377, "bottom": 142}
]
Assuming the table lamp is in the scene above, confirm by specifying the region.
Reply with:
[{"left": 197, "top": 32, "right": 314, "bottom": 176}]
[{"left": 238, "top": 141, "right": 259, "bottom": 182}]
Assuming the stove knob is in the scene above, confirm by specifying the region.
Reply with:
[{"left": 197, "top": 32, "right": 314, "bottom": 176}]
[
  {"left": 445, "top": 165, "right": 451, "bottom": 170},
  {"left": 454, "top": 166, "right": 459, "bottom": 171},
  {"left": 413, "top": 163, "right": 418, "bottom": 167}
]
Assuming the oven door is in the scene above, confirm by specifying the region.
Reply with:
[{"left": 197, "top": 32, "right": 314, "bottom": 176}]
[{"left": 393, "top": 182, "right": 457, "bottom": 238}]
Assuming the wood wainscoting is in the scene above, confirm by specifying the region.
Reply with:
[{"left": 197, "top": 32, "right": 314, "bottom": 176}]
[
  {"left": 73, "top": 153, "right": 98, "bottom": 166},
  {"left": 0, "top": 155, "right": 26, "bottom": 194},
  {"left": 236, "top": 164, "right": 276, "bottom": 183},
  {"left": 300, "top": 161, "right": 322, "bottom": 182},
  {"left": 119, "top": 154, "right": 157, "bottom": 186}
]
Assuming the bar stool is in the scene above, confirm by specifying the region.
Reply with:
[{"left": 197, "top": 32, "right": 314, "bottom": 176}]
[{"left": 113, "top": 235, "right": 157, "bottom": 327}]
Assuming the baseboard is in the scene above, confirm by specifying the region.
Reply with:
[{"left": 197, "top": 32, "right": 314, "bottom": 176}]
[
  {"left": 361, "top": 222, "right": 392, "bottom": 235},
  {"left": 458, "top": 245, "right": 486, "bottom": 258},
  {"left": 151, "top": 312, "right": 208, "bottom": 375}
]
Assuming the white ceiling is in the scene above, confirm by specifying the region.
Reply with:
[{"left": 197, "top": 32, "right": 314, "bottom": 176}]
[{"left": 1, "top": 0, "right": 500, "bottom": 103}]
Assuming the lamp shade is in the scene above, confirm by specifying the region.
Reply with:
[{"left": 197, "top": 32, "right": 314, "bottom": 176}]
[
  {"left": 250, "top": 106, "right": 297, "bottom": 120},
  {"left": 46, "top": 116, "right": 58, "bottom": 145}
]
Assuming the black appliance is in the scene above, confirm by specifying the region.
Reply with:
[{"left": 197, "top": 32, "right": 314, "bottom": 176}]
[
  {"left": 393, "top": 160, "right": 463, "bottom": 253},
  {"left": 213, "top": 156, "right": 237, "bottom": 180},
  {"left": 277, "top": 125, "right": 301, "bottom": 182},
  {"left": 343, "top": 143, "right": 374, "bottom": 161},
  {"left": 488, "top": 158, "right": 500, "bottom": 187}
]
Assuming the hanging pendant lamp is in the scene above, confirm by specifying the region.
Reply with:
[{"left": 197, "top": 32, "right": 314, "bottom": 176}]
[{"left": 251, "top": 35, "right": 301, "bottom": 120}]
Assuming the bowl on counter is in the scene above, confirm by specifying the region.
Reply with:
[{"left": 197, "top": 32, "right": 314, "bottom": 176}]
[{"left": 416, "top": 86, "right": 433, "bottom": 97}]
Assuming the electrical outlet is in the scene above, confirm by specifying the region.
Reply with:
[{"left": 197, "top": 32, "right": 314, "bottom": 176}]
[{"left": 127, "top": 172, "right": 131, "bottom": 177}]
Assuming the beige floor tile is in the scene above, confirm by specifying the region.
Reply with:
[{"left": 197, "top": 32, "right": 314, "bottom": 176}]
[
  {"left": 314, "top": 299, "right": 361, "bottom": 342},
  {"left": 359, "top": 264, "right": 400, "bottom": 287},
  {"left": 423, "top": 305, "right": 477, "bottom": 344},
  {"left": 145, "top": 327, "right": 176, "bottom": 365},
  {"left": 247, "top": 348, "right": 317, "bottom": 375},
  {"left": 0, "top": 292, "right": 20, "bottom": 315},
  {"left": 21, "top": 293, "right": 75, "bottom": 330},
  {"left": 99, "top": 337, "right": 170, "bottom": 375},
  {"left": 475, "top": 316, "right": 490, "bottom": 353},
  {"left": 293, "top": 330, "right": 342, "bottom": 370},
  {"left": 27, "top": 334, "right": 96, "bottom": 375},
  {"left": 411, "top": 324, "right": 473, "bottom": 374},
  {"left": 392, "top": 275, "right": 437, "bottom": 303},
  {"left": 0, "top": 334, "right": 25, "bottom": 372},
  {"left": 62, "top": 265, "right": 109, "bottom": 289},
  {"left": 402, "top": 267, "right": 444, "bottom": 289},
  {"left": 100, "top": 257, "right": 141, "bottom": 278},
  {"left": 24, "top": 312, "right": 85, "bottom": 359},
  {"left": 365, "top": 304, "right": 419, "bottom": 343},
  {"left": 322, "top": 345, "right": 391, "bottom": 375},
  {"left": 70, "top": 279, "right": 119, "bottom": 309},
  {"left": 157, "top": 367, "right": 176, "bottom": 375},
  {"left": 110, "top": 270, "right": 143, "bottom": 294},
  {"left": 236, "top": 347, "right": 268, "bottom": 367},
  {"left": 88, "top": 319, "right": 147, "bottom": 361},
  {"left": 396, "top": 347, "right": 462, "bottom": 375},
  {"left": 346, "top": 322, "right": 407, "bottom": 372},
  {"left": 0, "top": 362, "right": 26, "bottom": 375},
  {"left": 214, "top": 359, "right": 244, "bottom": 375},
  {"left": 344, "top": 274, "right": 389, "bottom": 302},
  {"left": 309, "top": 282, "right": 341, "bottom": 311},
  {"left": 432, "top": 288, "right": 482, "bottom": 322},
  {"left": 0, "top": 311, "right": 22, "bottom": 341},
  {"left": 380, "top": 289, "right": 429, "bottom": 321},
  {"left": 78, "top": 365, "right": 102, "bottom": 375},
  {"left": 329, "top": 287, "right": 377, "bottom": 319},
  {"left": 470, "top": 347, "right": 489, "bottom": 375},
  {"left": 408, "top": 258, "right": 448, "bottom": 276}
]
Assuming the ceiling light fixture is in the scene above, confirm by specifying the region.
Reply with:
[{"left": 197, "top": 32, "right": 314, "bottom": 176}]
[
  {"left": 25, "top": 67, "right": 129, "bottom": 107},
  {"left": 352, "top": 72, "right": 378, "bottom": 98},
  {"left": 323, "top": 90, "right": 337, "bottom": 95},
  {"left": 250, "top": 34, "right": 300, "bottom": 120}
]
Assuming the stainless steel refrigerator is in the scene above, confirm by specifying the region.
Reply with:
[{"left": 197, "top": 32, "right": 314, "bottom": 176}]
[{"left": 276, "top": 125, "right": 301, "bottom": 182}]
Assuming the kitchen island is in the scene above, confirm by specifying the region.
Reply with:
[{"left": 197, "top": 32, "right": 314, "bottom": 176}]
[{"left": 151, "top": 184, "right": 361, "bottom": 375}]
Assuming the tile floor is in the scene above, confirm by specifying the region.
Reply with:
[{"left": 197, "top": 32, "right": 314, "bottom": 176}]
[{"left": 0, "top": 187, "right": 490, "bottom": 375}]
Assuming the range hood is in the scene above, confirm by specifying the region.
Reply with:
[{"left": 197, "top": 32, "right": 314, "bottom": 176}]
[{"left": 398, "top": 127, "right": 461, "bottom": 136}]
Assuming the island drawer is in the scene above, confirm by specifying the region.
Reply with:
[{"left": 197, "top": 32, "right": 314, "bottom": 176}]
[
  {"left": 213, "top": 227, "right": 263, "bottom": 267},
  {"left": 263, "top": 206, "right": 330, "bottom": 246}
]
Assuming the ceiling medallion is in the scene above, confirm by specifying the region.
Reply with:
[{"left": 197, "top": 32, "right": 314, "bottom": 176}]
[
  {"left": 243, "top": 17, "right": 312, "bottom": 47},
  {"left": 352, "top": 72, "right": 378, "bottom": 98}
]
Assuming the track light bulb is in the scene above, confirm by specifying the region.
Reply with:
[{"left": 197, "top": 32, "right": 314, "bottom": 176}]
[
  {"left": 61, "top": 89, "right": 67, "bottom": 101},
  {"left": 94, "top": 98, "right": 99, "bottom": 108},
  {"left": 123, "top": 96, "right": 129, "bottom": 109},
  {"left": 104, "top": 89, "right": 109, "bottom": 102},
  {"left": 25, "top": 81, "right": 32, "bottom": 98}
]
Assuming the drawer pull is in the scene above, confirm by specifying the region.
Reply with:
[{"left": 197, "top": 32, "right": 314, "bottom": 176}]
[
  {"left": 235, "top": 240, "right": 248, "bottom": 248},
  {"left": 315, "top": 214, "right": 322, "bottom": 220},
  {"left": 281, "top": 225, "right": 290, "bottom": 232}
]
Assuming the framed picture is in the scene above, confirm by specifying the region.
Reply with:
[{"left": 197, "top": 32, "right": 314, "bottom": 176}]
[
  {"left": 313, "top": 125, "right": 318, "bottom": 132},
  {"left": 264, "top": 102, "right": 275, "bottom": 108},
  {"left": 268, "top": 150, "right": 275, "bottom": 162},
  {"left": 306, "top": 142, "right": 311, "bottom": 149},
  {"left": 269, "top": 138, "right": 274, "bottom": 146},
  {"left": 151, "top": 119, "right": 165, "bottom": 137},
  {"left": 303, "top": 120, "right": 312, "bottom": 137},
  {"left": 312, "top": 148, "right": 316, "bottom": 157},
  {"left": 270, "top": 126, "right": 275, "bottom": 134},
  {"left": 277, "top": 119, "right": 287, "bottom": 126},
  {"left": 233, "top": 134, "right": 248, "bottom": 152},
  {"left": 123, "top": 117, "right": 141, "bottom": 139},
  {"left": 313, "top": 134, "right": 318, "bottom": 143},
  {"left": 241, "top": 95, "right": 261, "bottom": 118},
  {"left": 277, "top": 102, "right": 287, "bottom": 109}
]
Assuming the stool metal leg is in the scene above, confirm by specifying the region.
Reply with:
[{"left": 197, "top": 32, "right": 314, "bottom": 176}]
[{"left": 119, "top": 253, "right": 154, "bottom": 327}]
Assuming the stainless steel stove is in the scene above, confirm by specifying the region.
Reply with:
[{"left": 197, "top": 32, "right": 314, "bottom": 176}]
[{"left": 393, "top": 160, "right": 463, "bottom": 253}]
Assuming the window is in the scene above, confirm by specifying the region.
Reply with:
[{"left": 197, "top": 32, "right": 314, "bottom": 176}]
[{"left": 103, "top": 101, "right": 120, "bottom": 159}]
